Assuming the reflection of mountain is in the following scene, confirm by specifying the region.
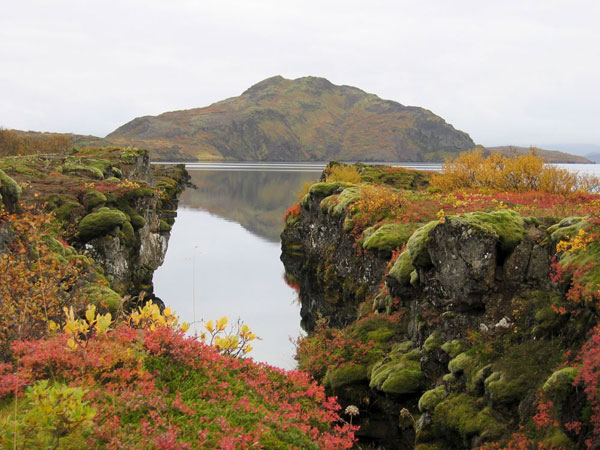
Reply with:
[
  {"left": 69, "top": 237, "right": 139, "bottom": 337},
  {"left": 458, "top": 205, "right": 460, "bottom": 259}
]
[{"left": 180, "top": 170, "right": 319, "bottom": 242}]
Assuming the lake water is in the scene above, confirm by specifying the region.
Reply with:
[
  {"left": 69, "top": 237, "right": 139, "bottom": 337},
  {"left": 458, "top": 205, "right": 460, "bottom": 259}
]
[
  {"left": 154, "top": 164, "right": 321, "bottom": 369},
  {"left": 153, "top": 161, "right": 599, "bottom": 369}
]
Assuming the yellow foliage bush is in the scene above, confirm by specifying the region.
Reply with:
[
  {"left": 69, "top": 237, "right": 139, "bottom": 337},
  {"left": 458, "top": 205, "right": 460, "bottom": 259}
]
[
  {"left": 325, "top": 164, "right": 362, "bottom": 183},
  {"left": 431, "top": 149, "right": 598, "bottom": 195},
  {"left": 352, "top": 185, "right": 403, "bottom": 225}
]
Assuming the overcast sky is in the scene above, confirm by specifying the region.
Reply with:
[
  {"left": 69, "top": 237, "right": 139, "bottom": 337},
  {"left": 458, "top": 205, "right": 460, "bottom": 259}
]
[{"left": 1, "top": 0, "right": 599, "bottom": 151}]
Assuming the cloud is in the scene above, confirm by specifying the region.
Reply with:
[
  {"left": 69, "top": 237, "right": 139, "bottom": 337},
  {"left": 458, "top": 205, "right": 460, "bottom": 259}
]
[{"left": 1, "top": 0, "right": 599, "bottom": 147}]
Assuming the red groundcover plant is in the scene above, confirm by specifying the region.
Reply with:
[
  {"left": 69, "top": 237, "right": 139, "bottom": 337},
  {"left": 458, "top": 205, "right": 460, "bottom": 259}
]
[{"left": 0, "top": 323, "right": 356, "bottom": 449}]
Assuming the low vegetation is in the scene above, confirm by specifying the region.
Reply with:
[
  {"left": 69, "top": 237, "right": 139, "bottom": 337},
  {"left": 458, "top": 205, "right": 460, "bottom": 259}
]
[{"left": 0, "top": 146, "right": 357, "bottom": 448}]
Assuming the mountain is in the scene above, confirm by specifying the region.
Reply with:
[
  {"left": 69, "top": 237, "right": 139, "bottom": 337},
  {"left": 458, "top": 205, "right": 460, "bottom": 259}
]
[
  {"left": 484, "top": 145, "right": 591, "bottom": 164},
  {"left": 107, "top": 76, "right": 476, "bottom": 162}
]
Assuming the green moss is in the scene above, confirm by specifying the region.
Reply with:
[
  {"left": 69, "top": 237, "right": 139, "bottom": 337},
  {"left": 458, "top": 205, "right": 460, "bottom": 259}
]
[
  {"left": 542, "top": 429, "right": 574, "bottom": 448},
  {"left": 361, "top": 223, "right": 415, "bottom": 253},
  {"left": 78, "top": 208, "right": 128, "bottom": 241},
  {"left": 415, "top": 443, "right": 448, "bottom": 450},
  {"left": 130, "top": 214, "right": 146, "bottom": 229},
  {"left": 331, "top": 187, "right": 361, "bottom": 216},
  {"left": 309, "top": 182, "right": 354, "bottom": 199},
  {"left": 373, "top": 291, "right": 393, "bottom": 312},
  {"left": 61, "top": 162, "right": 105, "bottom": 180},
  {"left": 392, "top": 341, "right": 415, "bottom": 354},
  {"left": 381, "top": 368, "right": 426, "bottom": 394},
  {"left": 456, "top": 209, "right": 525, "bottom": 253},
  {"left": 484, "top": 371, "right": 529, "bottom": 405},
  {"left": 542, "top": 367, "right": 579, "bottom": 403},
  {"left": 433, "top": 394, "right": 505, "bottom": 441},
  {"left": 0, "top": 168, "right": 22, "bottom": 201},
  {"left": 547, "top": 216, "right": 586, "bottom": 241},
  {"left": 82, "top": 284, "right": 122, "bottom": 314},
  {"left": 410, "top": 269, "right": 419, "bottom": 285},
  {"left": 47, "top": 196, "right": 84, "bottom": 224},
  {"left": 83, "top": 190, "right": 107, "bottom": 209},
  {"left": 441, "top": 340, "right": 464, "bottom": 358},
  {"left": 366, "top": 328, "right": 395, "bottom": 342},
  {"left": 159, "top": 219, "right": 172, "bottom": 232},
  {"left": 343, "top": 216, "right": 354, "bottom": 232},
  {"left": 39, "top": 235, "right": 76, "bottom": 261},
  {"left": 418, "top": 385, "right": 447, "bottom": 413},
  {"left": 369, "top": 345, "right": 425, "bottom": 394},
  {"left": 388, "top": 250, "right": 415, "bottom": 286},
  {"left": 406, "top": 221, "right": 438, "bottom": 267},
  {"left": 424, "top": 331, "right": 444, "bottom": 353},
  {"left": 324, "top": 364, "right": 368, "bottom": 390},
  {"left": 120, "top": 220, "right": 135, "bottom": 245},
  {"left": 448, "top": 352, "right": 476, "bottom": 378}
]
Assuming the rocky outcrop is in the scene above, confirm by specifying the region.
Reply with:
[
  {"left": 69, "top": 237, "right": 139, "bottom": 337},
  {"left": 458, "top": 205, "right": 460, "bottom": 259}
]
[
  {"left": 0, "top": 148, "right": 188, "bottom": 303},
  {"left": 281, "top": 167, "right": 598, "bottom": 449}
]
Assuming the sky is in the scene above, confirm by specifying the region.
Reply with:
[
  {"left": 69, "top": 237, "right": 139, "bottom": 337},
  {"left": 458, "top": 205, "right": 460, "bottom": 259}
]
[{"left": 1, "top": 0, "right": 599, "bottom": 152}]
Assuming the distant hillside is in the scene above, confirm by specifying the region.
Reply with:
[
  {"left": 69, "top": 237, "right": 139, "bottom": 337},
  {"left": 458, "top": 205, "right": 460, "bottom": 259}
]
[
  {"left": 585, "top": 153, "right": 600, "bottom": 163},
  {"left": 107, "top": 76, "right": 476, "bottom": 162},
  {"left": 484, "top": 145, "right": 591, "bottom": 164}
]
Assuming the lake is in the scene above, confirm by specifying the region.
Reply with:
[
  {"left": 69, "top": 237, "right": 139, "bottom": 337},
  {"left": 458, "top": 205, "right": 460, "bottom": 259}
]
[
  {"left": 154, "top": 164, "right": 322, "bottom": 369},
  {"left": 153, "top": 161, "right": 599, "bottom": 369}
]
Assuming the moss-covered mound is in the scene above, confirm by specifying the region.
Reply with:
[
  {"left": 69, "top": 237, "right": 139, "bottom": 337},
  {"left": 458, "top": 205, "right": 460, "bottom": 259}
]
[{"left": 78, "top": 208, "right": 128, "bottom": 241}]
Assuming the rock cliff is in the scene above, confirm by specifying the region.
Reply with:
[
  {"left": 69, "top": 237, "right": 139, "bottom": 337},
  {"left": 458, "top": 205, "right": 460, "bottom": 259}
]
[
  {"left": 0, "top": 147, "right": 188, "bottom": 304},
  {"left": 281, "top": 163, "right": 600, "bottom": 448}
]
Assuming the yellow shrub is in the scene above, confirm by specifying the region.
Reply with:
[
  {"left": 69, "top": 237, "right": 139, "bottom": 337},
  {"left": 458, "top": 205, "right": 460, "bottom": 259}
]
[
  {"left": 431, "top": 149, "right": 597, "bottom": 195},
  {"left": 325, "top": 164, "right": 362, "bottom": 183}
]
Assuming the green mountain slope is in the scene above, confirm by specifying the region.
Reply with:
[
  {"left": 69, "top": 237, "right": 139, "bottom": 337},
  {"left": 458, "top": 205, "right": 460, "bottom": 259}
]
[{"left": 107, "top": 75, "right": 476, "bottom": 162}]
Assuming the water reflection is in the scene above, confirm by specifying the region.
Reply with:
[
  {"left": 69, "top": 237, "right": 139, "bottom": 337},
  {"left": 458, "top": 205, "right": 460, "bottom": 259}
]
[
  {"left": 180, "top": 170, "right": 320, "bottom": 242},
  {"left": 154, "top": 168, "right": 319, "bottom": 369}
]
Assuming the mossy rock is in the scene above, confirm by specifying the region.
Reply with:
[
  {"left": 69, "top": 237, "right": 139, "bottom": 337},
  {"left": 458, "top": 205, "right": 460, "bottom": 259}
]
[
  {"left": 47, "top": 196, "right": 84, "bottom": 224},
  {"left": 407, "top": 220, "right": 438, "bottom": 267},
  {"left": 159, "top": 220, "right": 172, "bottom": 232},
  {"left": 82, "top": 284, "right": 122, "bottom": 313},
  {"left": 542, "top": 428, "right": 575, "bottom": 448},
  {"left": 441, "top": 340, "right": 464, "bottom": 358},
  {"left": 39, "top": 235, "right": 76, "bottom": 261},
  {"left": 380, "top": 368, "right": 426, "bottom": 394},
  {"left": 542, "top": 367, "right": 579, "bottom": 404},
  {"left": 120, "top": 220, "right": 135, "bottom": 244},
  {"left": 455, "top": 209, "right": 525, "bottom": 253},
  {"left": 362, "top": 223, "right": 415, "bottom": 253},
  {"left": 324, "top": 364, "right": 368, "bottom": 390},
  {"left": 83, "top": 190, "right": 107, "bottom": 209},
  {"left": 424, "top": 331, "right": 444, "bottom": 353},
  {"left": 448, "top": 352, "right": 477, "bottom": 378},
  {"left": 61, "top": 163, "right": 105, "bottom": 180},
  {"left": 309, "top": 182, "right": 354, "bottom": 199},
  {"left": 370, "top": 345, "right": 425, "bottom": 395},
  {"left": 130, "top": 214, "right": 146, "bottom": 229},
  {"left": 388, "top": 250, "right": 415, "bottom": 286},
  {"left": 484, "top": 371, "right": 529, "bottom": 405},
  {"left": 419, "top": 385, "right": 448, "bottom": 413},
  {"left": 0, "top": 169, "right": 22, "bottom": 212},
  {"left": 547, "top": 216, "right": 586, "bottom": 241},
  {"left": 320, "top": 187, "right": 360, "bottom": 217},
  {"left": 78, "top": 208, "right": 128, "bottom": 241},
  {"left": 433, "top": 394, "right": 505, "bottom": 441}
]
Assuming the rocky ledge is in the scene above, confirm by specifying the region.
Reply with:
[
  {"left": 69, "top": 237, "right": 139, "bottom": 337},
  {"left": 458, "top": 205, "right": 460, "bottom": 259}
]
[
  {"left": 281, "top": 163, "right": 600, "bottom": 449},
  {"left": 0, "top": 147, "right": 188, "bottom": 308}
]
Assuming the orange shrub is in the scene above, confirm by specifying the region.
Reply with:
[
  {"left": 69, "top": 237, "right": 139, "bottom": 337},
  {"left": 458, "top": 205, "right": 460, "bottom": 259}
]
[{"left": 352, "top": 185, "right": 403, "bottom": 226}]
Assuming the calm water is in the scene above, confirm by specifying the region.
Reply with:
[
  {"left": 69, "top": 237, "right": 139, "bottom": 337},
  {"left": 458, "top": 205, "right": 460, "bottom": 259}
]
[
  {"left": 154, "top": 165, "right": 320, "bottom": 369},
  {"left": 153, "top": 161, "right": 599, "bottom": 369}
]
